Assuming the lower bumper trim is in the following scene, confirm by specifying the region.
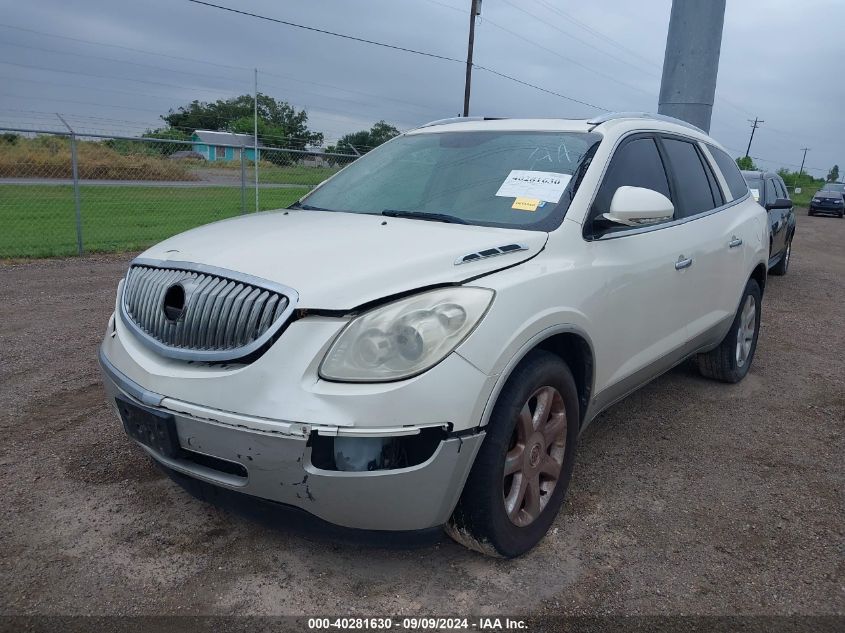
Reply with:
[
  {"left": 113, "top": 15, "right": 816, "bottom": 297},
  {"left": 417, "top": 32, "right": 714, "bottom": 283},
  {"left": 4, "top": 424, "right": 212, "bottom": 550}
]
[{"left": 160, "top": 462, "right": 446, "bottom": 547}]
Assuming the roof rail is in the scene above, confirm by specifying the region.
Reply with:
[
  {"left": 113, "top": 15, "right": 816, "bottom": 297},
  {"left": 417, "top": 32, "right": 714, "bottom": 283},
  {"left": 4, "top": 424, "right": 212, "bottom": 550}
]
[
  {"left": 586, "top": 112, "right": 706, "bottom": 134},
  {"left": 417, "top": 116, "right": 503, "bottom": 128}
]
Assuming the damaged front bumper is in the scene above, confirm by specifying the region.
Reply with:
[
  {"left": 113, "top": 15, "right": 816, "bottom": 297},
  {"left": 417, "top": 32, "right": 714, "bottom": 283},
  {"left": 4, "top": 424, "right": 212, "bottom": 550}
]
[{"left": 99, "top": 347, "right": 485, "bottom": 531}]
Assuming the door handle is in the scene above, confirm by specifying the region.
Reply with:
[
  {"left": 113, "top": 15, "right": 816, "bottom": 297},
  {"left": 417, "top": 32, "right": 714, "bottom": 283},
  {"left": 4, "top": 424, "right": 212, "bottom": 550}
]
[
  {"left": 675, "top": 256, "right": 693, "bottom": 270},
  {"left": 728, "top": 237, "right": 743, "bottom": 248}
]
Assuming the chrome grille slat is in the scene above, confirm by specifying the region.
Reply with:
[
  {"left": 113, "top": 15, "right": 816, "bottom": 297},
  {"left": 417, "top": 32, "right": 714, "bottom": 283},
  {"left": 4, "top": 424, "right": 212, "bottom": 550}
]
[
  {"left": 120, "top": 261, "right": 296, "bottom": 361},
  {"left": 183, "top": 274, "right": 214, "bottom": 348},
  {"left": 191, "top": 277, "right": 223, "bottom": 349},
  {"left": 214, "top": 283, "right": 243, "bottom": 348},
  {"left": 223, "top": 285, "right": 253, "bottom": 349},
  {"left": 233, "top": 287, "right": 261, "bottom": 347}
]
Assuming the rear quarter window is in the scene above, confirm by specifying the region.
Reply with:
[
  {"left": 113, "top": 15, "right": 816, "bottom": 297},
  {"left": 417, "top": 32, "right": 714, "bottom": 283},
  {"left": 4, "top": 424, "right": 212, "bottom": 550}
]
[{"left": 707, "top": 145, "right": 749, "bottom": 200}]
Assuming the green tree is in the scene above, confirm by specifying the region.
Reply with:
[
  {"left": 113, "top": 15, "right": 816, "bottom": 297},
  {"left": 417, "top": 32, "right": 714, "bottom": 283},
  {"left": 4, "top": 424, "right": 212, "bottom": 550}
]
[
  {"left": 827, "top": 164, "right": 840, "bottom": 182},
  {"left": 736, "top": 156, "right": 756, "bottom": 171},
  {"left": 161, "top": 93, "right": 323, "bottom": 151},
  {"left": 332, "top": 120, "right": 400, "bottom": 155},
  {"left": 137, "top": 127, "right": 192, "bottom": 156}
]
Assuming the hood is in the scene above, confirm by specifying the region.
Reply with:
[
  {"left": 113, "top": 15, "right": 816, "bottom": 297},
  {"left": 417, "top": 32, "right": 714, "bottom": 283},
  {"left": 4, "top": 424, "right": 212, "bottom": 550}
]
[
  {"left": 138, "top": 210, "right": 548, "bottom": 310},
  {"left": 818, "top": 190, "right": 844, "bottom": 198}
]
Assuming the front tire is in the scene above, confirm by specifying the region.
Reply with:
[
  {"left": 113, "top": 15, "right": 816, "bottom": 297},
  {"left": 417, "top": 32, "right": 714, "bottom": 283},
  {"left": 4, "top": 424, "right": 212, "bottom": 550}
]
[
  {"left": 446, "top": 350, "right": 579, "bottom": 557},
  {"left": 696, "top": 279, "right": 762, "bottom": 383}
]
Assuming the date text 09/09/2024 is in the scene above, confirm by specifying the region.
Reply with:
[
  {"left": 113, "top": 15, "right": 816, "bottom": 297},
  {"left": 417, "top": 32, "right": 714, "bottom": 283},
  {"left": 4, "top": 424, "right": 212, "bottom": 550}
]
[{"left": 307, "top": 617, "right": 528, "bottom": 630}]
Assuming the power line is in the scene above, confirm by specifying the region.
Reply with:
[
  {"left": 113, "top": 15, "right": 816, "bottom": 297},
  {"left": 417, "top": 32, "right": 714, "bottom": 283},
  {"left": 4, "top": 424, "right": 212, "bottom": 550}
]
[
  {"left": 185, "top": 0, "right": 610, "bottom": 111},
  {"left": 0, "top": 41, "right": 249, "bottom": 85},
  {"left": 185, "top": 0, "right": 465, "bottom": 64},
  {"left": 0, "top": 92, "right": 167, "bottom": 114},
  {"left": 0, "top": 21, "right": 442, "bottom": 119},
  {"left": 498, "top": 0, "right": 659, "bottom": 79},
  {"left": 530, "top": 0, "right": 662, "bottom": 71},
  {"left": 472, "top": 65, "right": 608, "bottom": 112},
  {"left": 0, "top": 73, "right": 213, "bottom": 104},
  {"left": 479, "top": 18, "right": 651, "bottom": 102},
  {"left": 0, "top": 22, "right": 251, "bottom": 72},
  {"left": 0, "top": 61, "right": 241, "bottom": 97}
]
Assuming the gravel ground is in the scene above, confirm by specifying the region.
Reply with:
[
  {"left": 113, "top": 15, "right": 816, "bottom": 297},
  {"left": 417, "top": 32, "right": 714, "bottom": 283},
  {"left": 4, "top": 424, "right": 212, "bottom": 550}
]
[{"left": 0, "top": 209, "right": 842, "bottom": 623}]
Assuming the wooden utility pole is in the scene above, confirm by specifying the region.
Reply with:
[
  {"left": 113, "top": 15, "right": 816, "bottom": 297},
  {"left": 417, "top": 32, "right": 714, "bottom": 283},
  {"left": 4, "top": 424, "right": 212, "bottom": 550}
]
[
  {"left": 745, "top": 117, "right": 764, "bottom": 158},
  {"left": 798, "top": 148, "right": 810, "bottom": 180},
  {"left": 462, "top": 0, "right": 481, "bottom": 117}
]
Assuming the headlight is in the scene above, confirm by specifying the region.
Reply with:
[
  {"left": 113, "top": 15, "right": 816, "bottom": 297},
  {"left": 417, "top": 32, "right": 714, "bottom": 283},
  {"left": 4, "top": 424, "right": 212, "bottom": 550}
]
[{"left": 320, "top": 287, "right": 494, "bottom": 382}]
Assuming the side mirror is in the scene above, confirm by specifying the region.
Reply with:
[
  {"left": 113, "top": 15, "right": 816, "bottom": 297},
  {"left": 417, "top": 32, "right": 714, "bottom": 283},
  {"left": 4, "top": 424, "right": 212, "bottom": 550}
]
[
  {"left": 766, "top": 197, "right": 792, "bottom": 211},
  {"left": 602, "top": 186, "right": 674, "bottom": 227}
]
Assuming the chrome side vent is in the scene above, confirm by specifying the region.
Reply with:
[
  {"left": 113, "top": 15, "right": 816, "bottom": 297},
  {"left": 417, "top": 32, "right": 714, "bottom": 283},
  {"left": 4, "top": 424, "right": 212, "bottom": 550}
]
[
  {"left": 455, "top": 243, "right": 528, "bottom": 265},
  {"left": 120, "top": 258, "right": 298, "bottom": 362}
]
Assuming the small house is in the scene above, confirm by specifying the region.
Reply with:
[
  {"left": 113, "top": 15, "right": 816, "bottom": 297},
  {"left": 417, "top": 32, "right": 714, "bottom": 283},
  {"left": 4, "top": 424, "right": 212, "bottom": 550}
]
[{"left": 191, "top": 130, "right": 259, "bottom": 162}]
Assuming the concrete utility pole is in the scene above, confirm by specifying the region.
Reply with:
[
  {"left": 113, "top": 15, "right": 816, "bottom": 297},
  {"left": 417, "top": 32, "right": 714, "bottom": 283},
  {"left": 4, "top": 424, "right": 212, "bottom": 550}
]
[
  {"left": 745, "top": 117, "right": 764, "bottom": 158},
  {"left": 658, "top": 0, "right": 726, "bottom": 133},
  {"left": 462, "top": 0, "right": 481, "bottom": 117}
]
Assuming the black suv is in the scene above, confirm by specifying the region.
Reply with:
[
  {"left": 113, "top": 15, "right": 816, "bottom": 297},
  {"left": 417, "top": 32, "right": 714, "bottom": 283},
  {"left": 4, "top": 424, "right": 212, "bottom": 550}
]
[
  {"left": 742, "top": 170, "right": 796, "bottom": 275},
  {"left": 809, "top": 183, "right": 845, "bottom": 218}
]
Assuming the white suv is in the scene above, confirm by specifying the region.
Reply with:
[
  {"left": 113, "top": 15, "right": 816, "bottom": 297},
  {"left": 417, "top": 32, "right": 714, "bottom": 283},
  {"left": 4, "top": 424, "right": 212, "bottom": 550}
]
[{"left": 100, "top": 113, "right": 768, "bottom": 557}]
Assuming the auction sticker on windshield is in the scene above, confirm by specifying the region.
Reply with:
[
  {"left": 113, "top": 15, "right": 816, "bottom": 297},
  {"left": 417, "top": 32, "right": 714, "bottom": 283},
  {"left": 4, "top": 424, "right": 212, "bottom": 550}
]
[{"left": 495, "top": 170, "right": 572, "bottom": 203}]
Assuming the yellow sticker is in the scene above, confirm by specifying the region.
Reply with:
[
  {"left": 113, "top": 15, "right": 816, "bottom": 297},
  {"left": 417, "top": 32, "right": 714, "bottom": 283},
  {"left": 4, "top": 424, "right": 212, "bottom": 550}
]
[{"left": 512, "top": 197, "right": 540, "bottom": 211}]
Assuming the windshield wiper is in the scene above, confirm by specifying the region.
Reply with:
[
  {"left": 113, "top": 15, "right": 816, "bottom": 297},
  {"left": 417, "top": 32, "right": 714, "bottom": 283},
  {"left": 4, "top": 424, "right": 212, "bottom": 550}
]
[
  {"left": 382, "top": 209, "right": 468, "bottom": 224},
  {"left": 289, "top": 202, "right": 334, "bottom": 211}
]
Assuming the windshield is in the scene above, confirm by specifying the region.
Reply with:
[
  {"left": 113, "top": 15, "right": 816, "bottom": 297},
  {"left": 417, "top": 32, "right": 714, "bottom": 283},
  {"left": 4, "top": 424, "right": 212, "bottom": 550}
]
[
  {"left": 298, "top": 130, "right": 600, "bottom": 231},
  {"left": 744, "top": 177, "right": 762, "bottom": 201},
  {"left": 821, "top": 183, "right": 845, "bottom": 192}
]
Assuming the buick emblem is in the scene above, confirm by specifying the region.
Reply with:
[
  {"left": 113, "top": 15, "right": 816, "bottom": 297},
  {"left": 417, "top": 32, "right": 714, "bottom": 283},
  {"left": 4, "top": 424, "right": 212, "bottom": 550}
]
[{"left": 162, "top": 283, "right": 188, "bottom": 322}]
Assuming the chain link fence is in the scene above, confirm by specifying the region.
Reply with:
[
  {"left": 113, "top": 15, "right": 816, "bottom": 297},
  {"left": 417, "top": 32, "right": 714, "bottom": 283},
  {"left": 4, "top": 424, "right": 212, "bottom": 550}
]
[{"left": 0, "top": 128, "right": 357, "bottom": 258}]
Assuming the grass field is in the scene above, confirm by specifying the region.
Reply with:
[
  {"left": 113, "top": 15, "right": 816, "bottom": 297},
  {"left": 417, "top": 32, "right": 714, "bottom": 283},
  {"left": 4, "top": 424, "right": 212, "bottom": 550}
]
[
  {"left": 192, "top": 161, "right": 342, "bottom": 186},
  {"left": 789, "top": 186, "right": 821, "bottom": 208},
  {"left": 0, "top": 185, "right": 302, "bottom": 258}
]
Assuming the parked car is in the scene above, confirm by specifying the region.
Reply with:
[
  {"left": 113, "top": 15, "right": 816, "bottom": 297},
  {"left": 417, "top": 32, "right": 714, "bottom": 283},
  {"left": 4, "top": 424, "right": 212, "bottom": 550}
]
[
  {"left": 809, "top": 182, "right": 845, "bottom": 218},
  {"left": 100, "top": 113, "right": 769, "bottom": 557},
  {"left": 742, "top": 170, "right": 796, "bottom": 275}
]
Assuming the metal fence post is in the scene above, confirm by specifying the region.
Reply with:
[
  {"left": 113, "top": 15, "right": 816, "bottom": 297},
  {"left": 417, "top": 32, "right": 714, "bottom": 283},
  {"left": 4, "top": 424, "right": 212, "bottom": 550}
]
[
  {"left": 57, "top": 114, "right": 83, "bottom": 255},
  {"left": 240, "top": 149, "right": 246, "bottom": 214}
]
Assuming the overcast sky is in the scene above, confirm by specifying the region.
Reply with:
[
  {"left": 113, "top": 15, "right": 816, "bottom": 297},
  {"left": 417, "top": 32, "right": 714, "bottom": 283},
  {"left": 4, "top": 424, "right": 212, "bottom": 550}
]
[{"left": 1, "top": 0, "right": 842, "bottom": 177}]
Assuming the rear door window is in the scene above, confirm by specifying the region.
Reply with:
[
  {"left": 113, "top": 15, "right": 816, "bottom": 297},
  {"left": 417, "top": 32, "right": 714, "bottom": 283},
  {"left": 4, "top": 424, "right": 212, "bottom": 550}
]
[
  {"left": 707, "top": 145, "right": 749, "bottom": 200},
  {"left": 660, "top": 138, "right": 717, "bottom": 217},
  {"left": 765, "top": 178, "right": 778, "bottom": 206}
]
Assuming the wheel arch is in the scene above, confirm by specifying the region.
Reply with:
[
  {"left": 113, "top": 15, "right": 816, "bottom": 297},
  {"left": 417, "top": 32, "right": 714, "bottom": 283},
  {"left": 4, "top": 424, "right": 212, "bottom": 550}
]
[
  {"left": 751, "top": 261, "right": 767, "bottom": 295},
  {"left": 479, "top": 326, "right": 595, "bottom": 431}
]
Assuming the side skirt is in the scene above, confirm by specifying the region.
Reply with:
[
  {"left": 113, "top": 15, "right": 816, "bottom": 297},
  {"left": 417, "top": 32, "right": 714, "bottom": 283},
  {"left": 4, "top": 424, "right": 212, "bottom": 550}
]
[{"left": 581, "top": 316, "right": 733, "bottom": 431}]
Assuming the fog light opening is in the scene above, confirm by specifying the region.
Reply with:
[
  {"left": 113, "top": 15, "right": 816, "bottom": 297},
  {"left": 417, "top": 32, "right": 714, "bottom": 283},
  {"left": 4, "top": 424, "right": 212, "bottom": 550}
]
[{"left": 309, "top": 427, "right": 446, "bottom": 472}]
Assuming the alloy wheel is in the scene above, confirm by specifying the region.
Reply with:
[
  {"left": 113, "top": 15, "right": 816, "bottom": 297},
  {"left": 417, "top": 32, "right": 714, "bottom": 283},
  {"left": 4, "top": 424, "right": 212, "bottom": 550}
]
[
  {"left": 735, "top": 295, "right": 757, "bottom": 367},
  {"left": 503, "top": 386, "right": 567, "bottom": 527}
]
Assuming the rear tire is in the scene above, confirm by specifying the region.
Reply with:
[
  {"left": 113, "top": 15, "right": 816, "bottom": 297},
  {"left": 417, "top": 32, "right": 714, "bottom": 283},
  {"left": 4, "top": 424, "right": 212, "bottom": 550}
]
[
  {"left": 770, "top": 238, "right": 791, "bottom": 276},
  {"left": 446, "top": 350, "right": 579, "bottom": 558},
  {"left": 696, "top": 279, "right": 762, "bottom": 383}
]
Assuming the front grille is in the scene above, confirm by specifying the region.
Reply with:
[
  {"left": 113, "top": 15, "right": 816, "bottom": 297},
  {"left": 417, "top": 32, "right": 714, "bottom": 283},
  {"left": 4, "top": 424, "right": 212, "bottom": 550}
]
[{"left": 120, "top": 260, "right": 296, "bottom": 361}]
